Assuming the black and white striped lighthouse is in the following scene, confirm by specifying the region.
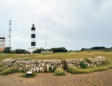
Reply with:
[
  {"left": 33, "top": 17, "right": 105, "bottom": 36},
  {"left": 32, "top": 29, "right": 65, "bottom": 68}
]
[
  {"left": 29, "top": 24, "right": 37, "bottom": 53},
  {"left": 31, "top": 24, "right": 36, "bottom": 47}
]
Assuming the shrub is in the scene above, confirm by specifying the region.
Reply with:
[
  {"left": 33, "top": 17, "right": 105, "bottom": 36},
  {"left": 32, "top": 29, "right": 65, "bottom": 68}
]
[
  {"left": 33, "top": 48, "right": 45, "bottom": 53},
  {"left": 15, "top": 49, "right": 28, "bottom": 54},
  {"left": 80, "top": 61, "right": 88, "bottom": 69},
  {"left": 67, "top": 67, "right": 77, "bottom": 74},
  {"left": 21, "top": 73, "right": 36, "bottom": 78},
  {"left": 67, "top": 67, "right": 92, "bottom": 74},
  {"left": 0, "top": 68, "right": 20, "bottom": 75},
  {"left": 54, "top": 68, "right": 65, "bottom": 76},
  {"left": 91, "top": 47, "right": 106, "bottom": 50},
  {"left": 51, "top": 47, "right": 67, "bottom": 53},
  {"left": 0, "top": 68, "right": 2, "bottom": 72},
  {"left": 3, "top": 47, "right": 11, "bottom": 53},
  {"left": 0, "top": 67, "right": 6, "bottom": 72}
]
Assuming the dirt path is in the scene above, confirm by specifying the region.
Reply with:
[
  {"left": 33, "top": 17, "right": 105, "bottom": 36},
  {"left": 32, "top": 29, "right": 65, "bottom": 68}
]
[{"left": 0, "top": 69, "right": 112, "bottom": 86}]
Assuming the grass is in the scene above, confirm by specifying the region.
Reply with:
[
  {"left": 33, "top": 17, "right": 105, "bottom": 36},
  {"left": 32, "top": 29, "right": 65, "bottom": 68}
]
[
  {"left": 0, "top": 68, "right": 20, "bottom": 75},
  {"left": 0, "top": 67, "right": 6, "bottom": 73},
  {"left": 54, "top": 68, "right": 66, "bottom": 76},
  {"left": 67, "top": 63, "right": 112, "bottom": 74},
  {"left": 0, "top": 67, "right": 26, "bottom": 75},
  {"left": 0, "top": 50, "right": 112, "bottom": 61}
]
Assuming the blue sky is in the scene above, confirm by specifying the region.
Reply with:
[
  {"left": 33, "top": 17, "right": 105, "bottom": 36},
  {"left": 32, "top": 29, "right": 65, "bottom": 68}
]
[{"left": 0, "top": 0, "right": 112, "bottom": 50}]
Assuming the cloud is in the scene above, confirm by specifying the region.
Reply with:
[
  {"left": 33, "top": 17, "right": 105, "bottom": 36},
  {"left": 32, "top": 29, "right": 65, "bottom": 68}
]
[{"left": 0, "top": 0, "right": 112, "bottom": 50}]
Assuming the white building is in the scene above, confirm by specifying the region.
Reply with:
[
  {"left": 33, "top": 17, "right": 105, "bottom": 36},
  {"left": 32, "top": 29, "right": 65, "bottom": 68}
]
[{"left": 0, "top": 37, "right": 5, "bottom": 52}]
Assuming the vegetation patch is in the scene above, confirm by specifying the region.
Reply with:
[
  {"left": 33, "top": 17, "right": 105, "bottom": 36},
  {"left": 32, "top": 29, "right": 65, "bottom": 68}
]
[
  {"left": 19, "top": 69, "right": 27, "bottom": 73},
  {"left": 0, "top": 68, "right": 20, "bottom": 75},
  {"left": 54, "top": 68, "right": 66, "bottom": 76},
  {"left": 67, "top": 63, "right": 112, "bottom": 74},
  {"left": 0, "top": 51, "right": 112, "bottom": 62},
  {"left": 67, "top": 58, "right": 112, "bottom": 74},
  {"left": 0, "top": 67, "right": 26, "bottom": 75},
  {"left": 100, "top": 60, "right": 110, "bottom": 66},
  {"left": 21, "top": 73, "right": 36, "bottom": 78},
  {"left": 0, "top": 67, "right": 6, "bottom": 73},
  {"left": 80, "top": 61, "right": 88, "bottom": 69}
]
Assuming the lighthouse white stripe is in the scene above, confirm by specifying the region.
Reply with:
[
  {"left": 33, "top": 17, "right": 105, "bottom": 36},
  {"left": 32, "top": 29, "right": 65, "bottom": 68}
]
[
  {"left": 31, "top": 31, "right": 36, "bottom": 34},
  {"left": 31, "top": 38, "right": 36, "bottom": 42}
]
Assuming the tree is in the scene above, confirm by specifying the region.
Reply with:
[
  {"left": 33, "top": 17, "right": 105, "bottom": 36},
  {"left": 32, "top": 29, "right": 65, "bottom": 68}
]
[
  {"left": 33, "top": 48, "right": 45, "bottom": 53},
  {"left": 51, "top": 47, "right": 67, "bottom": 53},
  {"left": 15, "top": 49, "right": 28, "bottom": 54},
  {"left": 91, "top": 47, "right": 106, "bottom": 50},
  {"left": 3, "top": 47, "right": 11, "bottom": 53},
  {"left": 80, "top": 48, "right": 87, "bottom": 51}
]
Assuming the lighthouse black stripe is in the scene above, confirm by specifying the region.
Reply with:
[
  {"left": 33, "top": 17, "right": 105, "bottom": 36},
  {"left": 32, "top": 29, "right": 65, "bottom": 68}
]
[
  {"left": 31, "top": 27, "right": 36, "bottom": 31},
  {"left": 31, "top": 42, "right": 36, "bottom": 46},
  {"left": 31, "top": 34, "right": 36, "bottom": 38}
]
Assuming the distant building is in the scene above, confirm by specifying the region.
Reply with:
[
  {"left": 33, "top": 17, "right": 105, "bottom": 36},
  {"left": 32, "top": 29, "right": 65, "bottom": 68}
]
[
  {"left": 0, "top": 37, "right": 5, "bottom": 52},
  {"left": 28, "top": 24, "right": 37, "bottom": 53}
]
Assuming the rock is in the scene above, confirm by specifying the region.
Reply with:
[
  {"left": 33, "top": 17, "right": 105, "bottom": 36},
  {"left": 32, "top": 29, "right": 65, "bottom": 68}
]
[{"left": 26, "top": 71, "right": 33, "bottom": 75}]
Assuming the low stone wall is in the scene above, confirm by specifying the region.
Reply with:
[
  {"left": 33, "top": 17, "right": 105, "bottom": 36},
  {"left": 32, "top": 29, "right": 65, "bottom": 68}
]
[
  {"left": 0, "top": 59, "right": 62, "bottom": 72},
  {"left": 0, "top": 56, "right": 106, "bottom": 72},
  {"left": 66, "top": 56, "right": 106, "bottom": 68}
]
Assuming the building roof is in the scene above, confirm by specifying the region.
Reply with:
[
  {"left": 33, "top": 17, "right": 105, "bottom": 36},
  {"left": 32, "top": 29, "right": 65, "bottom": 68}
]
[
  {"left": 0, "top": 48, "right": 4, "bottom": 51},
  {"left": 0, "top": 37, "right": 5, "bottom": 39}
]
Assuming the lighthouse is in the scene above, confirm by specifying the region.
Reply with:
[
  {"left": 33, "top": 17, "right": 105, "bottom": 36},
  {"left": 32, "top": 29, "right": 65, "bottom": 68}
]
[{"left": 29, "top": 24, "right": 37, "bottom": 53}]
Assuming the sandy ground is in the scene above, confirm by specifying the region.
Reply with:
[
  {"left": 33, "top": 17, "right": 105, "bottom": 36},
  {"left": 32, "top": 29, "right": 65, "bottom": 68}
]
[{"left": 0, "top": 69, "right": 112, "bottom": 86}]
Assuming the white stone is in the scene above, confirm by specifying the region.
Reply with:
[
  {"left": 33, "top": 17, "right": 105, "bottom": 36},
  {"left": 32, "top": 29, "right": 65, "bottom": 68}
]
[{"left": 26, "top": 71, "right": 33, "bottom": 75}]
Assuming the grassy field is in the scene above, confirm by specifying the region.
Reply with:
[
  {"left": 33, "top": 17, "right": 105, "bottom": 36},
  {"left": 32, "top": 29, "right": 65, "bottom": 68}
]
[
  {"left": 0, "top": 50, "right": 112, "bottom": 74},
  {"left": 0, "top": 51, "right": 112, "bottom": 61}
]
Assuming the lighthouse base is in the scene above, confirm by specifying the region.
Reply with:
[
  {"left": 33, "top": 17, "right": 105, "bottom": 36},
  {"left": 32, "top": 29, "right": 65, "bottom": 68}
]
[{"left": 28, "top": 47, "right": 37, "bottom": 54}]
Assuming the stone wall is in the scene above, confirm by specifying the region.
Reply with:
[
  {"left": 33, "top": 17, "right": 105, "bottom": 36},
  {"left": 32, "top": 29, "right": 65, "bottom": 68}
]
[
  {"left": 0, "top": 59, "right": 62, "bottom": 72},
  {"left": 66, "top": 56, "right": 106, "bottom": 68},
  {"left": 0, "top": 56, "right": 106, "bottom": 72}
]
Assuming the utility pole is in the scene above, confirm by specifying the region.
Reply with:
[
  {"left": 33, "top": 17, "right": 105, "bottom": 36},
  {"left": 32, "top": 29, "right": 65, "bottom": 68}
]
[{"left": 8, "top": 20, "right": 11, "bottom": 48}]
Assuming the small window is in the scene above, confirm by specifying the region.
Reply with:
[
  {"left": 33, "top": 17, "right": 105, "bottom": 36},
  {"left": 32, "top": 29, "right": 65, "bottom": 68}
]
[
  {"left": 31, "top": 34, "right": 35, "bottom": 38},
  {"left": 31, "top": 42, "right": 36, "bottom": 46}
]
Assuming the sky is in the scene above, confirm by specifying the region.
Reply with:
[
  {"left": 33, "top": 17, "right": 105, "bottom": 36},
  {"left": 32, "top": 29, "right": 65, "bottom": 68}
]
[{"left": 0, "top": 0, "right": 112, "bottom": 50}]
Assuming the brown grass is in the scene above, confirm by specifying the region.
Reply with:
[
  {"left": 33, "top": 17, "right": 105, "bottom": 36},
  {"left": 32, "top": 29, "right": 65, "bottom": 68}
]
[{"left": 0, "top": 51, "right": 112, "bottom": 61}]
